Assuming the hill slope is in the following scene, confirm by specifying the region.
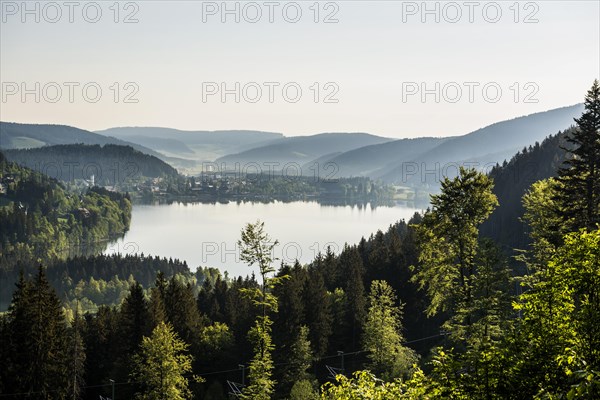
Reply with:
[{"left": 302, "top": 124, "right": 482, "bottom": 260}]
[
  {"left": 4, "top": 144, "right": 178, "bottom": 186},
  {"left": 480, "top": 128, "right": 573, "bottom": 251},
  {"left": 313, "top": 137, "right": 448, "bottom": 178},
  {"left": 0, "top": 122, "right": 161, "bottom": 157},
  {"left": 378, "top": 104, "right": 583, "bottom": 184},
  {"left": 216, "top": 132, "right": 393, "bottom": 169},
  {"left": 95, "top": 127, "right": 284, "bottom": 161}
]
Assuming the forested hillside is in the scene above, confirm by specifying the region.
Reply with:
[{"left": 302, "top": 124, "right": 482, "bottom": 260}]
[
  {"left": 0, "top": 153, "right": 132, "bottom": 307},
  {"left": 481, "top": 128, "right": 574, "bottom": 252},
  {"left": 4, "top": 144, "right": 179, "bottom": 186}
]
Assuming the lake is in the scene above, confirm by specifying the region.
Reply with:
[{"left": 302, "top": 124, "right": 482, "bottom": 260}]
[{"left": 105, "top": 201, "right": 422, "bottom": 278}]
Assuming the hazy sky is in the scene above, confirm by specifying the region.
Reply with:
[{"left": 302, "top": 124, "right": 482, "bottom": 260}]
[{"left": 1, "top": 0, "right": 598, "bottom": 138}]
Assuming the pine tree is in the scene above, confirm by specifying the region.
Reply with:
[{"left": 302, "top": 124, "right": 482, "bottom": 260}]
[
  {"left": 149, "top": 272, "right": 167, "bottom": 326},
  {"left": 341, "top": 247, "right": 366, "bottom": 351},
  {"left": 118, "top": 281, "right": 152, "bottom": 356},
  {"left": 83, "top": 306, "right": 119, "bottom": 399},
  {"left": 556, "top": 79, "right": 600, "bottom": 231},
  {"left": 115, "top": 281, "right": 152, "bottom": 398},
  {"left": 164, "top": 276, "right": 203, "bottom": 347},
  {"left": 366, "top": 230, "right": 389, "bottom": 282},
  {"left": 303, "top": 267, "right": 332, "bottom": 358},
  {"left": 5, "top": 266, "right": 71, "bottom": 399},
  {"left": 321, "top": 246, "right": 340, "bottom": 289},
  {"left": 273, "top": 262, "right": 307, "bottom": 386},
  {"left": 460, "top": 239, "right": 513, "bottom": 398},
  {"left": 68, "top": 306, "right": 86, "bottom": 400}
]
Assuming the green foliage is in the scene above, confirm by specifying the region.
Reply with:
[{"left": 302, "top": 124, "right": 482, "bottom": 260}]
[
  {"left": 0, "top": 157, "right": 133, "bottom": 308},
  {"left": 451, "top": 239, "right": 513, "bottom": 347},
  {"left": 238, "top": 221, "right": 287, "bottom": 399},
  {"left": 290, "top": 379, "right": 319, "bottom": 400},
  {"left": 243, "top": 316, "right": 276, "bottom": 400},
  {"left": 131, "top": 321, "right": 198, "bottom": 400},
  {"left": 363, "top": 280, "right": 418, "bottom": 381},
  {"left": 412, "top": 167, "right": 498, "bottom": 318},
  {"left": 522, "top": 178, "right": 564, "bottom": 264},
  {"left": 410, "top": 168, "right": 515, "bottom": 398},
  {"left": 199, "top": 322, "right": 234, "bottom": 361},
  {"left": 505, "top": 229, "right": 600, "bottom": 398},
  {"left": 321, "top": 370, "right": 404, "bottom": 399},
  {"left": 238, "top": 220, "right": 288, "bottom": 313},
  {"left": 281, "top": 325, "right": 315, "bottom": 392}
]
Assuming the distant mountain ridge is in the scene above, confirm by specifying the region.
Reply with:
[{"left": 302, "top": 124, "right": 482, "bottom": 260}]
[
  {"left": 216, "top": 132, "right": 394, "bottom": 168},
  {"left": 0, "top": 121, "right": 161, "bottom": 157},
  {"left": 315, "top": 137, "right": 449, "bottom": 178},
  {"left": 207, "top": 104, "right": 583, "bottom": 184},
  {"left": 378, "top": 104, "right": 584, "bottom": 184},
  {"left": 94, "top": 127, "right": 284, "bottom": 163},
  {"left": 2, "top": 103, "right": 585, "bottom": 185}
]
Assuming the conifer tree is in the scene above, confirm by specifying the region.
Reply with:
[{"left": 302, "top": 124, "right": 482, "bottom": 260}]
[
  {"left": 5, "top": 267, "right": 71, "bottom": 399},
  {"left": 149, "top": 272, "right": 167, "bottom": 326},
  {"left": 341, "top": 247, "right": 366, "bottom": 351},
  {"left": 556, "top": 79, "right": 600, "bottom": 231},
  {"left": 68, "top": 307, "right": 86, "bottom": 400},
  {"left": 303, "top": 267, "right": 332, "bottom": 358},
  {"left": 165, "top": 276, "right": 203, "bottom": 347},
  {"left": 119, "top": 281, "right": 152, "bottom": 356}
]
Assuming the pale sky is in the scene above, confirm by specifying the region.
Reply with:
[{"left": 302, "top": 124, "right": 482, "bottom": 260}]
[{"left": 1, "top": 0, "right": 599, "bottom": 138}]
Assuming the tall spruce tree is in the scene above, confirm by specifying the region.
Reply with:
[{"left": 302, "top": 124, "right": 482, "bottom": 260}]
[
  {"left": 68, "top": 306, "right": 86, "bottom": 400},
  {"left": 83, "top": 306, "right": 120, "bottom": 399},
  {"left": 303, "top": 266, "right": 332, "bottom": 358},
  {"left": 118, "top": 282, "right": 152, "bottom": 356},
  {"left": 5, "top": 267, "right": 71, "bottom": 399},
  {"left": 164, "top": 276, "right": 203, "bottom": 348},
  {"left": 556, "top": 79, "right": 600, "bottom": 231},
  {"left": 273, "top": 262, "right": 307, "bottom": 388},
  {"left": 341, "top": 247, "right": 366, "bottom": 351}
]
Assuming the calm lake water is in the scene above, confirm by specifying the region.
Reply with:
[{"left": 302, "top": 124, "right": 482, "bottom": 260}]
[{"left": 105, "top": 201, "right": 422, "bottom": 278}]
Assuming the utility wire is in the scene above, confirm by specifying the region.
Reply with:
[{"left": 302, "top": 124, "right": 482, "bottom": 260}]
[{"left": 0, "top": 332, "right": 446, "bottom": 397}]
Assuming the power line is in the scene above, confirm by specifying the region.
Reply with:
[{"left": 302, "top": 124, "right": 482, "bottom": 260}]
[{"left": 0, "top": 333, "right": 446, "bottom": 397}]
